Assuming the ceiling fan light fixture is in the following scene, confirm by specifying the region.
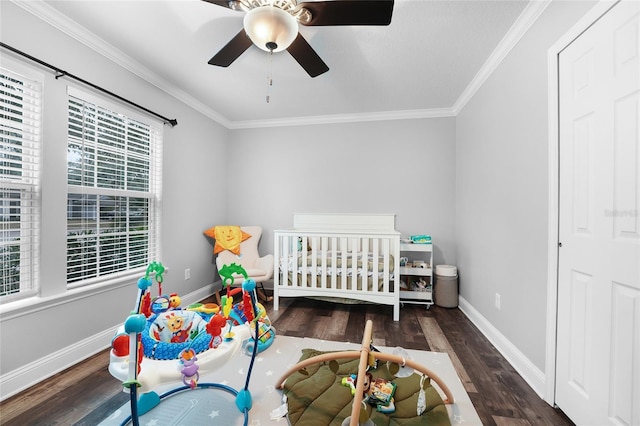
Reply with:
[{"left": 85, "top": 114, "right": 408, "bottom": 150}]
[{"left": 243, "top": 5, "right": 298, "bottom": 52}]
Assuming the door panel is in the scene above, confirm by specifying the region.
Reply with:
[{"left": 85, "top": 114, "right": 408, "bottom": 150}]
[
  {"left": 557, "top": 1, "right": 640, "bottom": 425},
  {"left": 609, "top": 282, "right": 640, "bottom": 425},
  {"left": 567, "top": 270, "right": 593, "bottom": 399}
]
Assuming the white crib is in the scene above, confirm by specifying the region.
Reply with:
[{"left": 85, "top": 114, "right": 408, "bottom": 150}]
[{"left": 273, "top": 214, "right": 401, "bottom": 321}]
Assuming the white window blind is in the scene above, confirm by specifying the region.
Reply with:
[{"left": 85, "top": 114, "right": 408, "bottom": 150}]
[
  {"left": 0, "top": 64, "right": 42, "bottom": 298},
  {"left": 67, "top": 88, "right": 162, "bottom": 287}
]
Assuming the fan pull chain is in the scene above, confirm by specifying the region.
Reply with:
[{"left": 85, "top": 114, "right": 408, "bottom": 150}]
[{"left": 266, "top": 50, "right": 274, "bottom": 103}]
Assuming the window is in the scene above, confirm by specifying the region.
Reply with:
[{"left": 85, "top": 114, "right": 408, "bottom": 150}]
[
  {"left": 0, "top": 63, "right": 42, "bottom": 298},
  {"left": 67, "top": 88, "right": 162, "bottom": 287}
]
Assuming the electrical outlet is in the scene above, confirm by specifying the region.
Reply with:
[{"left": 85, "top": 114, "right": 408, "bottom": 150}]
[
  {"left": 184, "top": 268, "right": 190, "bottom": 280},
  {"left": 495, "top": 293, "right": 501, "bottom": 310}
]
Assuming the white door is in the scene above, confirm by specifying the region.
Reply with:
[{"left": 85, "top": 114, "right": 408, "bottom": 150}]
[{"left": 557, "top": 1, "right": 640, "bottom": 425}]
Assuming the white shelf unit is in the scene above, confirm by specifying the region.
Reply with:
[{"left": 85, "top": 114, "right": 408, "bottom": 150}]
[{"left": 399, "top": 242, "right": 434, "bottom": 308}]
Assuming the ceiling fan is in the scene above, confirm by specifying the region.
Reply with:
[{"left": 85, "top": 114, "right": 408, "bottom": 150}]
[{"left": 203, "top": 0, "right": 395, "bottom": 77}]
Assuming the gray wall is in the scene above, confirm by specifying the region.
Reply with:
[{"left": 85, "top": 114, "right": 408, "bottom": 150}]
[
  {"left": 455, "top": 0, "right": 596, "bottom": 370},
  {"left": 226, "top": 118, "right": 457, "bottom": 268},
  {"left": 0, "top": 3, "right": 228, "bottom": 378}
]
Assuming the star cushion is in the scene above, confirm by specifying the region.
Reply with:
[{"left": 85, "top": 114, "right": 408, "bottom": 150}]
[{"left": 203, "top": 225, "right": 251, "bottom": 255}]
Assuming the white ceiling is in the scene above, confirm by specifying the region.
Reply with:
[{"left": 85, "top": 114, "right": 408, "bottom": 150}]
[{"left": 28, "top": 0, "right": 535, "bottom": 128}]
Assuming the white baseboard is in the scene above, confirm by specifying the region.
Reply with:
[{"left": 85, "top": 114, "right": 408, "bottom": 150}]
[
  {"left": 0, "top": 325, "right": 119, "bottom": 402},
  {"left": 458, "top": 296, "right": 547, "bottom": 399},
  {"left": 0, "top": 284, "right": 216, "bottom": 401}
]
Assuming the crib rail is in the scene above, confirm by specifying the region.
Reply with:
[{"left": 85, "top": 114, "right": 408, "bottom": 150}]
[{"left": 274, "top": 229, "right": 400, "bottom": 321}]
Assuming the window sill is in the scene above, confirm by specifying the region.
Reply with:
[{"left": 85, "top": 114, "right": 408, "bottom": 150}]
[{"left": 0, "top": 271, "right": 141, "bottom": 322}]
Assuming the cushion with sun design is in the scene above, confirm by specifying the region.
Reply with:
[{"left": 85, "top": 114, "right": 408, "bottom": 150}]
[{"left": 203, "top": 225, "right": 251, "bottom": 255}]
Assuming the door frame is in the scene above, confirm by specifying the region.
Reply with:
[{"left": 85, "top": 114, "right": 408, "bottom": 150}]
[{"left": 545, "top": 0, "right": 620, "bottom": 406}]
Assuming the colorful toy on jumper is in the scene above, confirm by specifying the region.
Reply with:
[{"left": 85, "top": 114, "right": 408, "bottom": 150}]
[
  {"left": 219, "top": 262, "right": 276, "bottom": 355},
  {"left": 108, "top": 261, "right": 276, "bottom": 426}
]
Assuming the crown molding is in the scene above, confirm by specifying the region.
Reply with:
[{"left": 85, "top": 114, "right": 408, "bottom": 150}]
[
  {"left": 13, "top": 0, "right": 548, "bottom": 130},
  {"left": 452, "top": 0, "right": 552, "bottom": 115},
  {"left": 10, "top": 0, "right": 233, "bottom": 129},
  {"left": 228, "top": 107, "right": 456, "bottom": 129}
]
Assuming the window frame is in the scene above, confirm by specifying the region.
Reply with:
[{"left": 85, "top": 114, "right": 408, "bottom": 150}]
[
  {"left": 66, "top": 86, "right": 162, "bottom": 290},
  {"left": 0, "top": 57, "right": 43, "bottom": 301}
]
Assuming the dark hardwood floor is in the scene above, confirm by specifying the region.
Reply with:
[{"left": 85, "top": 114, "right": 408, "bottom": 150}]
[{"left": 0, "top": 296, "right": 574, "bottom": 426}]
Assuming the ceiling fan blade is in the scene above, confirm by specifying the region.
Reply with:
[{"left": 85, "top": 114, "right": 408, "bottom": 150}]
[
  {"left": 298, "top": 0, "right": 394, "bottom": 26},
  {"left": 208, "top": 29, "right": 253, "bottom": 67},
  {"left": 201, "top": 0, "right": 234, "bottom": 9},
  {"left": 287, "top": 33, "right": 329, "bottom": 78}
]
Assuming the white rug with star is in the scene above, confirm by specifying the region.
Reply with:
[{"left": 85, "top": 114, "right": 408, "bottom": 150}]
[{"left": 98, "top": 335, "right": 481, "bottom": 425}]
